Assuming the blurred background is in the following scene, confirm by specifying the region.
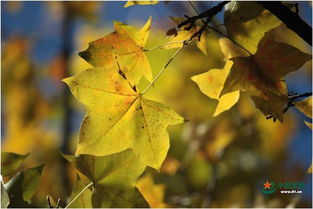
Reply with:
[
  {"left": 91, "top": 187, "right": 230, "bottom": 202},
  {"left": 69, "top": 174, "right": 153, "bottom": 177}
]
[{"left": 1, "top": 1, "right": 312, "bottom": 208}]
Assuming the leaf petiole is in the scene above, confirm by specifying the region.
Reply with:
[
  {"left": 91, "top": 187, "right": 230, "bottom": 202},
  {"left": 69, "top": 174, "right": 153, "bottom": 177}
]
[
  {"left": 188, "top": 0, "right": 253, "bottom": 56},
  {"left": 141, "top": 41, "right": 188, "bottom": 95},
  {"left": 64, "top": 182, "right": 93, "bottom": 209},
  {"left": 143, "top": 41, "right": 185, "bottom": 51}
]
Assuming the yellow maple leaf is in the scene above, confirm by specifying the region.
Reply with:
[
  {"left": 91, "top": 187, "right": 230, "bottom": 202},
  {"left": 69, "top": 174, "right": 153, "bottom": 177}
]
[
  {"left": 220, "top": 31, "right": 311, "bottom": 122},
  {"left": 79, "top": 17, "right": 153, "bottom": 85},
  {"left": 225, "top": 5, "right": 281, "bottom": 54},
  {"left": 63, "top": 65, "right": 184, "bottom": 169},
  {"left": 63, "top": 149, "right": 148, "bottom": 207},
  {"left": 191, "top": 60, "right": 240, "bottom": 116}
]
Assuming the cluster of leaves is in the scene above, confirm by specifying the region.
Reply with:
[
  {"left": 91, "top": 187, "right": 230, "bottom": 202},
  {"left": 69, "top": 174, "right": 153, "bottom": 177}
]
[
  {"left": 63, "top": 1, "right": 311, "bottom": 207},
  {"left": 61, "top": 16, "right": 185, "bottom": 207},
  {"left": 191, "top": 2, "right": 311, "bottom": 122},
  {"left": 1, "top": 1, "right": 311, "bottom": 208}
]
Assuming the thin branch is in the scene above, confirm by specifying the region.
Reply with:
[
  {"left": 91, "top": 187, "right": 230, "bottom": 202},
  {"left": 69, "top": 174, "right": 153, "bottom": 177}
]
[
  {"left": 207, "top": 26, "right": 253, "bottom": 56},
  {"left": 257, "top": 1, "right": 312, "bottom": 46},
  {"left": 186, "top": 0, "right": 253, "bottom": 56},
  {"left": 143, "top": 41, "right": 185, "bottom": 51},
  {"left": 64, "top": 182, "right": 93, "bottom": 209},
  {"left": 141, "top": 41, "right": 187, "bottom": 95},
  {"left": 141, "top": 14, "right": 208, "bottom": 95},
  {"left": 283, "top": 92, "right": 312, "bottom": 113},
  {"left": 47, "top": 196, "right": 61, "bottom": 208},
  {"left": 47, "top": 196, "right": 53, "bottom": 208},
  {"left": 188, "top": 1, "right": 202, "bottom": 21},
  {"left": 266, "top": 92, "right": 312, "bottom": 121},
  {"left": 178, "top": 1, "right": 230, "bottom": 28},
  {"left": 141, "top": 0, "right": 246, "bottom": 95},
  {"left": 287, "top": 92, "right": 312, "bottom": 100},
  {"left": 56, "top": 199, "right": 61, "bottom": 208}
]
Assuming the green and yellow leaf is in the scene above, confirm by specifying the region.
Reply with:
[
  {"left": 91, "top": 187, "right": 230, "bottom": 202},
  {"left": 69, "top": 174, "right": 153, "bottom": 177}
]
[
  {"left": 62, "top": 149, "right": 148, "bottom": 208},
  {"left": 68, "top": 175, "right": 92, "bottom": 208},
  {"left": 5, "top": 164, "right": 44, "bottom": 207},
  {"left": 220, "top": 31, "right": 311, "bottom": 121},
  {"left": 62, "top": 149, "right": 145, "bottom": 185},
  {"left": 1, "top": 152, "right": 29, "bottom": 176},
  {"left": 63, "top": 66, "right": 184, "bottom": 169},
  {"left": 1, "top": 182, "right": 10, "bottom": 208},
  {"left": 225, "top": 4, "right": 281, "bottom": 54},
  {"left": 92, "top": 184, "right": 147, "bottom": 208},
  {"left": 191, "top": 60, "right": 240, "bottom": 116},
  {"left": 79, "top": 17, "right": 152, "bottom": 85}
]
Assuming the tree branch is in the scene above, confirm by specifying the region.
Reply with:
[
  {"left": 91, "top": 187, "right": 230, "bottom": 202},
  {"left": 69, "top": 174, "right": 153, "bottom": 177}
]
[
  {"left": 141, "top": 41, "right": 187, "bottom": 95},
  {"left": 182, "top": 0, "right": 252, "bottom": 55},
  {"left": 283, "top": 92, "right": 312, "bottom": 113},
  {"left": 178, "top": 1, "right": 230, "bottom": 29},
  {"left": 266, "top": 92, "right": 312, "bottom": 121},
  {"left": 257, "top": 1, "right": 312, "bottom": 46}
]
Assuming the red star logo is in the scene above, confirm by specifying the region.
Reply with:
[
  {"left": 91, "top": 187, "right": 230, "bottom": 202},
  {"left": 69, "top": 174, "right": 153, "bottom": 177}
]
[{"left": 263, "top": 181, "right": 271, "bottom": 189}]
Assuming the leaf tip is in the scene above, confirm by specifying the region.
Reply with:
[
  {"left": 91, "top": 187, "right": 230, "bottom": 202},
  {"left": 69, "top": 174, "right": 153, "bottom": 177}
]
[
  {"left": 79, "top": 50, "right": 92, "bottom": 62},
  {"left": 124, "top": 1, "right": 135, "bottom": 8},
  {"left": 34, "top": 163, "right": 45, "bottom": 173},
  {"left": 190, "top": 75, "right": 198, "bottom": 83},
  {"left": 62, "top": 77, "right": 71, "bottom": 85},
  {"left": 59, "top": 151, "right": 74, "bottom": 163}
]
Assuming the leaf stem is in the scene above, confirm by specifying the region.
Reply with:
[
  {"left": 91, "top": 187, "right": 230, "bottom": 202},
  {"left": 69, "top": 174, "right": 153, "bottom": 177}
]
[
  {"left": 266, "top": 92, "right": 312, "bottom": 121},
  {"left": 141, "top": 41, "right": 188, "bottom": 95},
  {"left": 143, "top": 41, "right": 185, "bottom": 51},
  {"left": 64, "top": 182, "right": 93, "bottom": 209},
  {"left": 178, "top": 1, "right": 230, "bottom": 28},
  {"left": 288, "top": 92, "right": 312, "bottom": 100},
  {"left": 283, "top": 92, "right": 313, "bottom": 113},
  {"left": 188, "top": 1, "right": 202, "bottom": 21},
  {"left": 142, "top": 0, "right": 250, "bottom": 95}
]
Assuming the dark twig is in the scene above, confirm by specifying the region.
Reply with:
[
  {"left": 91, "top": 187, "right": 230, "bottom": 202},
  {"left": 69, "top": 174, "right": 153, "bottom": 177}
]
[
  {"left": 287, "top": 92, "right": 312, "bottom": 100},
  {"left": 257, "top": 1, "right": 312, "bottom": 46},
  {"left": 185, "top": 0, "right": 252, "bottom": 56},
  {"left": 266, "top": 92, "right": 312, "bottom": 121},
  {"left": 56, "top": 199, "right": 61, "bottom": 208},
  {"left": 47, "top": 196, "right": 53, "bottom": 208},
  {"left": 283, "top": 92, "right": 312, "bottom": 113},
  {"left": 47, "top": 196, "right": 61, "bottom": 208},
  {"left": 178, "top": 1, "right": 230, "bottom": 29},
  {"left": 191, "top": 17, "right": 210, "bottom": 41}
]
